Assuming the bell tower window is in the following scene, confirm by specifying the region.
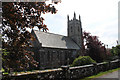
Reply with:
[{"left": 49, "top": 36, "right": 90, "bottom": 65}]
[
  {"left": 71, "top": 26, "right": 72, "bottom": 32},
  {"left": 78, "top": 26, "right": 79, "bottom": 32}
]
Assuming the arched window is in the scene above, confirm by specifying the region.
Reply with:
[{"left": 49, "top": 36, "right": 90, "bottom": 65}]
[
  {"left": 78, "top": 26, "right": 80, "bottom": 32},
  {"left": 71, "top": 26, "right": 72, "bottom": 32},
  {"left": 57, "top": 51, "right": 59, "bottom": 60},
  {"left": 47, "top": 51, "right": 50, "bottom": 61}
]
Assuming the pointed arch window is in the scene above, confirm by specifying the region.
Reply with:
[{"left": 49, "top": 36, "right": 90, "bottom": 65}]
[
  {"left": 47, "top": 51, "right": 50, "bottom": 61},
  {"left": 71, "top": 26, "right": 72, "bottom": 32},
  {"left": 78, "top": 26, "right": 80, "bottom": 32}
]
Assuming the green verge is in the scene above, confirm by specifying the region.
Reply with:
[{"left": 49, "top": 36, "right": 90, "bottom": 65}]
[{"left": 80, "top": 67, "right": 120, "bottom": 80}]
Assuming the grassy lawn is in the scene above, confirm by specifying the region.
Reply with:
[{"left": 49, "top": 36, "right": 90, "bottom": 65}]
[{"left": 80, "top": 67, "right": 120, "bottom": 80}]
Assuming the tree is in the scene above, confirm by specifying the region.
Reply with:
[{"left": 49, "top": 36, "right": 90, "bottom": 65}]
[
  {"left": 111, "top": 45, "right": 120, "bottom": 57},
  {"left": 2, "top": 2, "right": 59, "bottom": 72},
  {"left": 83, "top": 31, "right": 107, "bottom": 62}
]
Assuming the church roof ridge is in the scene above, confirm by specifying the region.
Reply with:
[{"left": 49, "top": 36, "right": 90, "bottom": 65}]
[{"left": 33, "top": 30, "right": 67, "bottom": 37}]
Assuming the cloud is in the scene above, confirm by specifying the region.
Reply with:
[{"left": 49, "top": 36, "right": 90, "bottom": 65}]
[{"left": 42, "top": 0, "right": 119, "bottom": 48}]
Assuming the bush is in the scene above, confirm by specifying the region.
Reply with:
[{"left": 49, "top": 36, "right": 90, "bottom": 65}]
[{"left": 71, "top": 56, "right": 96, "bottom": 67}]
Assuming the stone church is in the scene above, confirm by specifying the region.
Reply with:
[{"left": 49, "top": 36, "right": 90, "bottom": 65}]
[{"left": 31, "top": 12, "right": 83, "bottom": 69}]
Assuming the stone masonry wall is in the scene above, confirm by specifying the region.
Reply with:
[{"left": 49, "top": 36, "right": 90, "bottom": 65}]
[{"left": 2, "top": 59, "right": 120, "bottom": 80}]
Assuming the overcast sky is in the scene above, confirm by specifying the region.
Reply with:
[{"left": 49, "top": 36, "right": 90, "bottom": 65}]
[{"left": 41, "top": 0, "right": 120, "bottom": 48}]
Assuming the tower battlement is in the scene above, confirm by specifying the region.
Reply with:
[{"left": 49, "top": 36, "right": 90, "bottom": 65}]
[{"left": 67, "top": 12, "right": 83, "bottom": 48}]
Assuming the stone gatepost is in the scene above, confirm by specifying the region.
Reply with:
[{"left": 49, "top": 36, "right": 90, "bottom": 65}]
[
  {"left": 108, "top": 61, "right": 111, "bottom": 70},
  {"left": 93, "top": 63, "right": 98, "bottom": 75},
  {"left": 61, "top": 66, "right": 70, "bottom": 79}
]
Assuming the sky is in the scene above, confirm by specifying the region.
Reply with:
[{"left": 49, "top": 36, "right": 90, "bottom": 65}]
[{"left": 40, "top": 0, "right": 120, "bottom": 48}]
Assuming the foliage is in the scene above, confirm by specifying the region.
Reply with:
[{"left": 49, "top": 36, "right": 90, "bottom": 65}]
[
  {"left": 2, "top": 2, "right": 59, "bottom": 72},
  {"left": 108, "top": 45, "right": 120, "bottom": 60},
  {"left": 71, "top": 56, "right": 96, "bottom": 67},
  {"left": 83, "top": 31, "right": 107, "bottom": 62},
  {"left": 110, "top": 45, "right": 120, "bottom": 56}
]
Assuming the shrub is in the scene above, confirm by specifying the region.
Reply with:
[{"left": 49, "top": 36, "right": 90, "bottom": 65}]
[{"left": 71, "top": 56, "right": 96, "bottom": 67}]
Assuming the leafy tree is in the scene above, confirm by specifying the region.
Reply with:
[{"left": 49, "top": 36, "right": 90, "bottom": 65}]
[
  {"left": 110, "top": 45, "right": 120, "bottom": 56},
  {"left": 83, "top": 31, "right": 107, "bottom": 62},
  {"left": 2, "top": 2, "right": 59, "bottom": 72}
]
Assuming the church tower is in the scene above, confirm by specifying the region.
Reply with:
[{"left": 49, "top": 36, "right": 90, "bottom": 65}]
[{"left": 67, "top": 12, "right": 83, "bottom": 48}]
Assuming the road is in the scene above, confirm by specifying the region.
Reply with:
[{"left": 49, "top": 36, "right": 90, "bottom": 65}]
[{"left": 91, "top": 70, "right": 120, "bottom": 80}]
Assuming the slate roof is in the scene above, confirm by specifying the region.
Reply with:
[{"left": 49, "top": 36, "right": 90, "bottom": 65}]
[{"left": 32, "top": 30, "right": 80, "bottom": 50}]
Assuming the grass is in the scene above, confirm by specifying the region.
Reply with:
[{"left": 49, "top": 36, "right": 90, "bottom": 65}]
[{"left": 80, "top": 67, "right": 120, "bottom": 80}]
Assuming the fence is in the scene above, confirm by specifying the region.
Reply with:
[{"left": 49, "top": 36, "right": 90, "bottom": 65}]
[{"left": 2, "top": 59, "right": 120, "bottom": 80}]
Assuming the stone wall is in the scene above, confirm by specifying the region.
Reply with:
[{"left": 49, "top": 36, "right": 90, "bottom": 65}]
[{"left": 2, "top": 59, "right": 120, "bottom": 80}]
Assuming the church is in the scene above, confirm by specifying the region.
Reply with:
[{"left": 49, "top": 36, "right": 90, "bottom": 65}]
[{"left": 31, "top": 12, "right": 83, "bottom": 69}]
